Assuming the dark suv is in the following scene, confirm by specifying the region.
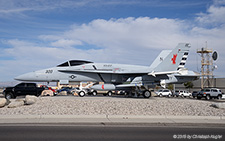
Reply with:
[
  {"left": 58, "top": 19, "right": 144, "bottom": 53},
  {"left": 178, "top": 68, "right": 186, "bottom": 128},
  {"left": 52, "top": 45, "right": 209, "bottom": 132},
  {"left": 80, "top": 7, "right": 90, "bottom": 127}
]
[
  {"left": 3, "top": 82, "right": 44, "bottom": 99},
  {"left": 197, "top": 88, "right": 223, "bottom": 100}
]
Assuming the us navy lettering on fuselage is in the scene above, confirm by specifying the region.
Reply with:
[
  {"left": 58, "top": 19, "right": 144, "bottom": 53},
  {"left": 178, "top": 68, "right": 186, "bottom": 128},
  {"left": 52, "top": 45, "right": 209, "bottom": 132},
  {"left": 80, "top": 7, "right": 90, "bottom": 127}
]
[{"left": 103, "top": 64, "right": 112, "bottom": 67}]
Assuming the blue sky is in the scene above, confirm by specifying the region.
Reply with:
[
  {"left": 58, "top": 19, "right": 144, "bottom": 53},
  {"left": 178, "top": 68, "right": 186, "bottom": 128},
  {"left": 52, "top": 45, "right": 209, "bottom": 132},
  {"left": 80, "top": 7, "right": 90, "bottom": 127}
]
[{"left": 0, "top": 0, "right": 225, "bottom": 82}]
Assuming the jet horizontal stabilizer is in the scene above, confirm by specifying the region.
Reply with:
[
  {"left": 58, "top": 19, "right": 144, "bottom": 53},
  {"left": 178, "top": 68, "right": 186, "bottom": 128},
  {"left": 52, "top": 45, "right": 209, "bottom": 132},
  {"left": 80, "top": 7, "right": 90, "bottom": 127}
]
[
  {"left": 148, "top": 70, "right": 178, "bottom": 77},
  {"left": 116, "top": 83, "right": 143, "bottom": 88}
]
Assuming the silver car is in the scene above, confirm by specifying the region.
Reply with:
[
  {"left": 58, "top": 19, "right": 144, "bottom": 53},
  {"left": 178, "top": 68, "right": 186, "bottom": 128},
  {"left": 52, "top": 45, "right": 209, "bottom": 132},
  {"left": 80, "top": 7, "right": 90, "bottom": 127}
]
[{"left": 197, "top": 88, "right": 223, "bottom": 100}]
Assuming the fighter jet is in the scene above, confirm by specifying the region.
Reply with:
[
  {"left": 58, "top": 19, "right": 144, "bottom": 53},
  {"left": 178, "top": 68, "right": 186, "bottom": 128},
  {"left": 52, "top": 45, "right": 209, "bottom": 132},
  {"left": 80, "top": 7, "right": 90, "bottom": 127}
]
[{"left": 15, "top": 43, "right": 198, "bottom": 98}]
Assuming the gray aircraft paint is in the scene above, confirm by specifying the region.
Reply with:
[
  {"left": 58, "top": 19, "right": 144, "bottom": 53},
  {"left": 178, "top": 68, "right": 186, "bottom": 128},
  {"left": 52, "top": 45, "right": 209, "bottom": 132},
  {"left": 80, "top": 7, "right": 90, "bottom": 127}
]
[{"left": 15, "top": 43, "right": 198, "bottom": 87}]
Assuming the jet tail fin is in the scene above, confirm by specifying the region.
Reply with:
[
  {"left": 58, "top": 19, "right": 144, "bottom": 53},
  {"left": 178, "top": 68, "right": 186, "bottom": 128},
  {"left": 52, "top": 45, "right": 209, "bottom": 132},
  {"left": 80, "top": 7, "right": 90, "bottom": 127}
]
[
  {"left": 153, "top": 43, "right": 191, "bottom": 72},
  {"left": 149, "top": 50, "right": 172, "bottom": 69}
]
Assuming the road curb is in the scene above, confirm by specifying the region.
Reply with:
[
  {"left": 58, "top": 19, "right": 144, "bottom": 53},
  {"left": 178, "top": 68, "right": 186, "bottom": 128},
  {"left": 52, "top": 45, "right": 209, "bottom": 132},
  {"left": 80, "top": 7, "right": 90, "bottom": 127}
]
[{"left": 0, "top": 115, "right": 225, "bottom": 125}]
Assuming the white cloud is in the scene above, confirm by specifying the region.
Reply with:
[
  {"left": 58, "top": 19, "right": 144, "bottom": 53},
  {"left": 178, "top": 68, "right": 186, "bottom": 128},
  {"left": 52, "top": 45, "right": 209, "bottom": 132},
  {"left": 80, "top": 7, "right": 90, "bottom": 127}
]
[
  {"left": 50, "top": 39, "right": 82, "bottom": 47},
  {"left": 62, "top": 17, "right": 188, "bottom": 50},
  {"left": 196, "top": 0, "right": 225, "bottom": 26}
]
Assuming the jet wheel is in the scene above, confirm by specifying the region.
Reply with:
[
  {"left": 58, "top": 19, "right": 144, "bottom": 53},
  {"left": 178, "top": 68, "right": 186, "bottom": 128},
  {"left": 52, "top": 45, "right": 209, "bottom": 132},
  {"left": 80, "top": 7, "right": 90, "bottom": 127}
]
[
  {"left": 143, "top": 90, "right": 151, "bottom": 98},
  {"left": 107, "top": 91, "right": 112, "bottom": 96},
  {"left": 78, "top": 91, "right": 85, "bottom": 97},
  {"left": 92, "top": 90, "right": 97, "bottom": 96}
]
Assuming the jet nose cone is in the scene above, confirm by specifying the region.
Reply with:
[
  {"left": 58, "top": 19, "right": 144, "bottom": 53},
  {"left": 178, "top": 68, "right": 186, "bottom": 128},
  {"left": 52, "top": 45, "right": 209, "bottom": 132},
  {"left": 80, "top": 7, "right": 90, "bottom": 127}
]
[
  {"left": 14, "top": 72, "right": 36, "bottom": 81},
  {"left": 14, "top": 74, "right": 27, "bottom": 81}
]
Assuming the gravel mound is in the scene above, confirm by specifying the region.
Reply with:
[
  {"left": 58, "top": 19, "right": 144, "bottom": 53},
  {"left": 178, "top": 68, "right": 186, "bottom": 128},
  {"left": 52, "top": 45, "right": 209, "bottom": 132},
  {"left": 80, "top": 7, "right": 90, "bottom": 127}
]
[{"left": 0, "top": 96, "right": 224, "bottom": 116}]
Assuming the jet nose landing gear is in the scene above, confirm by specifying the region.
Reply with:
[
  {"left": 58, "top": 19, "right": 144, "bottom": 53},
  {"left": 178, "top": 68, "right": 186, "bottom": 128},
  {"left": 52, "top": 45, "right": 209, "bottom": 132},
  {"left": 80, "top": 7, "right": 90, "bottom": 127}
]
[
  {"left": 130, "top": 86, "right": 151, "bottom": 98},
  {"left": 143, "top": 90, "right": 151, "bottom": 98}
]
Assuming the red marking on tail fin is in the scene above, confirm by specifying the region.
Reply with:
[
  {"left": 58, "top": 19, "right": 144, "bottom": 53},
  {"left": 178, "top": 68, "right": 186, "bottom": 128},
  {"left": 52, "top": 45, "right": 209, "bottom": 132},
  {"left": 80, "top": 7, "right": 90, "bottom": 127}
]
[{"left": 171, "top": 54, "right": 177, "bottom": 64}]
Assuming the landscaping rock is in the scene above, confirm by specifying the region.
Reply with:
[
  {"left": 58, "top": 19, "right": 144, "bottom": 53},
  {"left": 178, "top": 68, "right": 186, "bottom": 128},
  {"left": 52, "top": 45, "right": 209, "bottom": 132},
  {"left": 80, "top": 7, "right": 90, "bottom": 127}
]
[
  {"left": 211, "top": 103, "right": 225, "bottom": 109},
  {"left": 58, "top": 91, "right": 67, "bottom": 96},
  {"left": 0, "top": 97, "right": 224, "bottom": 116},
  {"left": 25, "top": 95, "right": 38, "bottom": 105},
  {"left": 41, "top": 90, "right": 54, "bottom": 97},
  {"left": 8, "top": 100, "right": 24, "bottom": 108},
  {"left": 0, "top": 98, "right": 7, "bottom": 108}
]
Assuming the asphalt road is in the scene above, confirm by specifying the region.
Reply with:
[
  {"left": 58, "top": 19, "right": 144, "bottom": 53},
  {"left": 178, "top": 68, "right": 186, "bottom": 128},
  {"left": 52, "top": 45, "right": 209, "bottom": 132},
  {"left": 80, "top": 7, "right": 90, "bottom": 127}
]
[{"left": 0, "top": 124, "right": 224, "bottom": 141}]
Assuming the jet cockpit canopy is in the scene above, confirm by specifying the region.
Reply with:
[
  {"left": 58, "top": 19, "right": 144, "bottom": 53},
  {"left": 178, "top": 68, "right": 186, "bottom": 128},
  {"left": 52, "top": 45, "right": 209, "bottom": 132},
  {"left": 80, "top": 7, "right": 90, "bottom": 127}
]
[{"left": 57, "top": 60, "right": 93, "bottom": 67}]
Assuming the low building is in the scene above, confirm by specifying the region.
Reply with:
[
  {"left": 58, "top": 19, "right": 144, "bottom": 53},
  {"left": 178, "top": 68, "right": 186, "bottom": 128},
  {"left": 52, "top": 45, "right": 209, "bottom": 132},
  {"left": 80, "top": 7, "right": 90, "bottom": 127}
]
[{"left": 174, "top": 78, "right": 225, "bottom": 93}]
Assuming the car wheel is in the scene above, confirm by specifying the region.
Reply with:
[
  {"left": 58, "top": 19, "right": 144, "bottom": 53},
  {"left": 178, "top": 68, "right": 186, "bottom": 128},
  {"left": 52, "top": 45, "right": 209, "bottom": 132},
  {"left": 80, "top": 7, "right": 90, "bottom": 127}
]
[
  {"left": 107, "top": 91, "right": 112, "bottom": 96},
  {"left": 78, "top": 91, "right": 85, "bottom": 97},
  {"left": 159, "top": 93, "right": 162, "bottom": 97},
  {"left": 143, "top": 90, "right": 151, "bottom": 98},
  {"left": 217, "top": 95, "right": 222, "bottom": 100},
  {"left": 205, "top": 95, "right": 211, "bottom": 100},
  {"left": 5, "top": 92, "right": 14, "bottom": 99},
  {"left": 92, "top": 90, "right": 97, "bottom": 96}
]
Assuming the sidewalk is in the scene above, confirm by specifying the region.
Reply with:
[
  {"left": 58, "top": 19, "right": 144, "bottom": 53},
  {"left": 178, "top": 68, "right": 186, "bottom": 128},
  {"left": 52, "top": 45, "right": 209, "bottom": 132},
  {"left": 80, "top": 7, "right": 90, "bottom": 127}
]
[{"left": 0, "top": 115, "right": 225, "bottom": 125}]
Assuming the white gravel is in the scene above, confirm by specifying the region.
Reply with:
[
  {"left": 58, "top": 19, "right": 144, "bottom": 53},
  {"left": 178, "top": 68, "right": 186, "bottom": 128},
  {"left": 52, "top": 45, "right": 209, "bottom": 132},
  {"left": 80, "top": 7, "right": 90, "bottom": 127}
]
[{"left": 0, "top": 96, "right": 224, "bottom": 116}]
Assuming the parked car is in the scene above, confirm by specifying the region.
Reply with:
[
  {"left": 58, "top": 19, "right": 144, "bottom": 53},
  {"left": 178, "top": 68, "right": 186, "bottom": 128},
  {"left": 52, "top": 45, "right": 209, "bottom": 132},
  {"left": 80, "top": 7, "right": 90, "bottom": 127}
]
[
  {"left": 40, "top": 85, "right": 57, "bottom": 95},
  {"left": 174, "top": 90, "right": 191, "bottom": 97},
  {"left": 197, "top": 88, "right": 223, "bottom": 100},
  {"left": 173, "top": 90, "right": 180, "bottom": 97},
  {"left": 3, "top": 82, "right": 44, "bottom": 99},
  {"left": 57, "top": 87, "right": 73, "bottom": 94},
  {"left": 222, "top": 94, "right": 225, "bottom": 99},
  {"left": 156, "top": 89, "right": 172, "bottom": 97},
  {"left": 192, "top": 91, "right": 199, "bottom": 98}
]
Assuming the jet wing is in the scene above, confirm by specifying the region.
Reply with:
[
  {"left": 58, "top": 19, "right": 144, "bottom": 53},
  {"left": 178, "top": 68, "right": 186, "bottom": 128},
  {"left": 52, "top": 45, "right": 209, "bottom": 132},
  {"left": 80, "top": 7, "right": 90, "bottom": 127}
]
[
  {"left": 58, "top": 69, "right": 149, "bottom": 75},
  {"left": 58, "top": 69, "right": 181, "bottom": 78},
  {"left": 148, "top": 70, "right": 179, "bottom": 77}
]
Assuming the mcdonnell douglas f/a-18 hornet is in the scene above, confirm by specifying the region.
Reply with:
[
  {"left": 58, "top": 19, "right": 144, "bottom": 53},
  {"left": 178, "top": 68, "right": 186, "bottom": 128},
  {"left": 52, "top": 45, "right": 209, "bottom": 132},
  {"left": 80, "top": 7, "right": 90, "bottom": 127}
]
[{"left": 15, "top": 43, "right": 199, "bottom": 98}]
